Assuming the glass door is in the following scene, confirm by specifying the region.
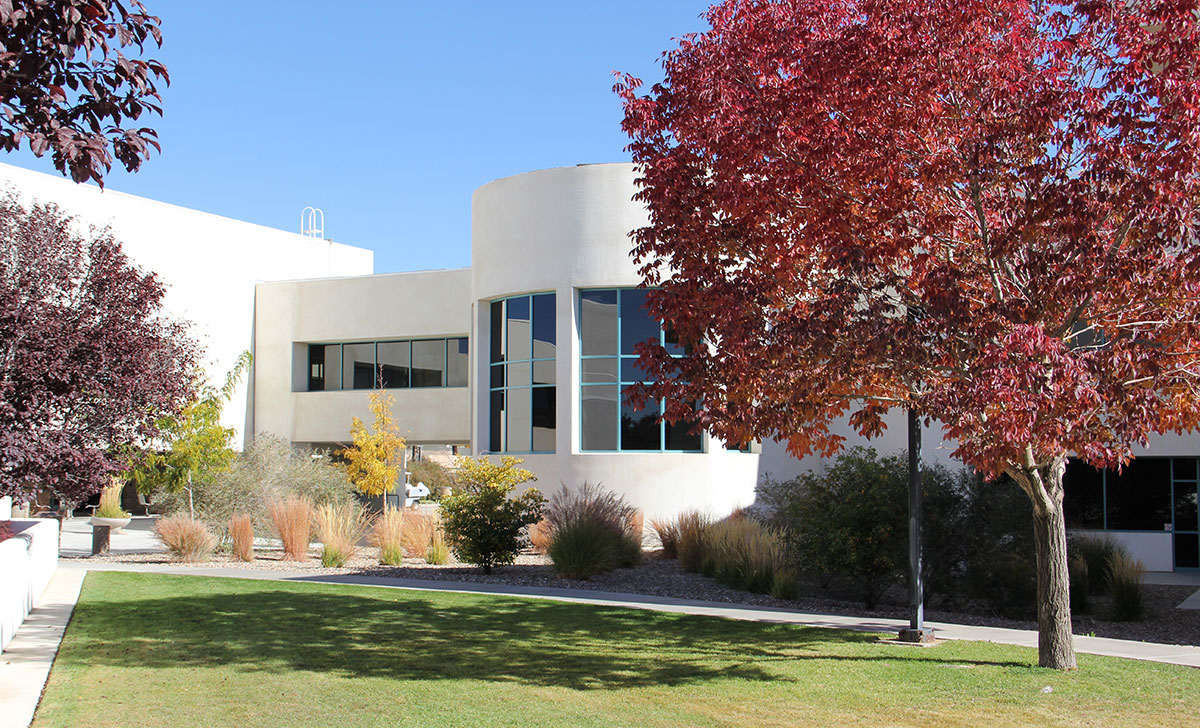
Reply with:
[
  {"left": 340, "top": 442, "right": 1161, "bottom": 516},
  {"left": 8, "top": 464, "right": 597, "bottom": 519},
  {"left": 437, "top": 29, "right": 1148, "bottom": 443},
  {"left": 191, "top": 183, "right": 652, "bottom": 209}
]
[{"left": 1173, "top": 459, "right": 1199, "bottom": 569}]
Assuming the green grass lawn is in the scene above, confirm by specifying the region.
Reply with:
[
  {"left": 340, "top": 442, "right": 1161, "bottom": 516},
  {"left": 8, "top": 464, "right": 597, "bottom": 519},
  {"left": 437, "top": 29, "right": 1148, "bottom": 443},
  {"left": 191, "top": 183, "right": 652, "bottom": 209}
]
[{"left": 33, "top": 572, "right": 1199, "bottom": 728}]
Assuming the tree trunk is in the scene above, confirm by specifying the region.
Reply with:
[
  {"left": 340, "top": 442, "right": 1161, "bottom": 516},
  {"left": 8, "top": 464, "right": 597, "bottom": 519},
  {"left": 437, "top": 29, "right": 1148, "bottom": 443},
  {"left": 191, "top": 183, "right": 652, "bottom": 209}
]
[{"left": 1009, "top": 454, "right": 1076, "bottom": 670}]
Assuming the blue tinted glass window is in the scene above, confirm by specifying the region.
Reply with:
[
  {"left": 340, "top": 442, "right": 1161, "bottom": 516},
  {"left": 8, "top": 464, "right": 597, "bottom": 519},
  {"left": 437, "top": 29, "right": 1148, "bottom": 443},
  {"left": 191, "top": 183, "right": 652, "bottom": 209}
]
[{"left": 490, "top": 293, "right": 556, "bottom": 453}]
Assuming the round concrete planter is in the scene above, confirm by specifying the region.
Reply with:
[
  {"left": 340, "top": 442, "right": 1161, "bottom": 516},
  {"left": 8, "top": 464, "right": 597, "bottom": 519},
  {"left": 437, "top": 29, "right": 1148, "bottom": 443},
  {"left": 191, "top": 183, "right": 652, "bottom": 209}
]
[{"left": 91, "top": 516, "right": 131, "bottom": 532}]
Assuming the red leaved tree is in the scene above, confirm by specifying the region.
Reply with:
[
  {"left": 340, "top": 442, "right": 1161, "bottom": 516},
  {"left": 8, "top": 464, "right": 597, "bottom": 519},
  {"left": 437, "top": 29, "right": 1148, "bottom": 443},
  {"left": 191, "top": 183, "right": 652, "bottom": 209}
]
[
  {"left": 0, "top": 193, "right": 197, "bottom": 507},
  {"left": 618, "top": 0, "right": 1200, "bottom": 669},
  {"left": 0, "top": 1, "right": 168, "bottom": 185}
]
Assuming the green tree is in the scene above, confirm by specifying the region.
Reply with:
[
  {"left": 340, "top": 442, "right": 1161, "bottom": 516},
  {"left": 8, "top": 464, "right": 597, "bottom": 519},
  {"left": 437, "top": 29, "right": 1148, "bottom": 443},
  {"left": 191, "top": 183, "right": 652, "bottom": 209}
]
[
  {"left": 440, "top": 456, "right": 544, "bottom": 574},
  {"left": 341, "top": 390, "right": 406, "bottom": 496},
  {"left": 127, "top": 352, "right": 251, "bottom": 518}
]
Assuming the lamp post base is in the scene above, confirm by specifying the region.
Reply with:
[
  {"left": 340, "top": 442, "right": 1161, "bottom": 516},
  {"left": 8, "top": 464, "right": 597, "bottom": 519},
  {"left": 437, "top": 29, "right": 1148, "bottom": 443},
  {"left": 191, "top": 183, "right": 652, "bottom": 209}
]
[{"left": 897, "top": 627, "right": 936, "bottom": 644}]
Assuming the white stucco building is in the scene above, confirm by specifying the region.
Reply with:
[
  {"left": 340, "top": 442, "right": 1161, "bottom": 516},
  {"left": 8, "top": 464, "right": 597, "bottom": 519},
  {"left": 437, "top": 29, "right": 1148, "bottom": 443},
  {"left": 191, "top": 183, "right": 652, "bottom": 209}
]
[{"left": 3, "top": 161, "right": 1196, "bottom": 572}]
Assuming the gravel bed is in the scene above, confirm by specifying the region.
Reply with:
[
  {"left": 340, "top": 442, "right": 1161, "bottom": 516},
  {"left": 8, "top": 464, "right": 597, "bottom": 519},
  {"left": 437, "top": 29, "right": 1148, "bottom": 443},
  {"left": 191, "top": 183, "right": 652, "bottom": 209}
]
[{"left": 67, "top": 549, "right": 1200, "bottom": 647}]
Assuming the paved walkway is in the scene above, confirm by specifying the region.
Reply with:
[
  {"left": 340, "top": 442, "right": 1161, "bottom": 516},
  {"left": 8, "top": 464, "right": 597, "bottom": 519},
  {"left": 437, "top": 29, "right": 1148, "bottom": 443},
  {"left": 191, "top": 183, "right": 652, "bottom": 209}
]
[
  {"left": 0, "top": 568, "right": 85, "bottom": 728},
  {"left": 58, "top": 516, "right": 161, "bottom": 558}
]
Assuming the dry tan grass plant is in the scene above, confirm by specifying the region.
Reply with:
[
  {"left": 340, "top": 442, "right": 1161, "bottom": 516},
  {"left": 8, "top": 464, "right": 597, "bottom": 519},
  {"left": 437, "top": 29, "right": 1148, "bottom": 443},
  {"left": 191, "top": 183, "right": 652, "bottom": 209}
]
[
  {"left": 229, "top": 513, "right": 254, "bottom": 562},
  {"left": 268, "top": 494, "right": 313, "bottom": 560}
]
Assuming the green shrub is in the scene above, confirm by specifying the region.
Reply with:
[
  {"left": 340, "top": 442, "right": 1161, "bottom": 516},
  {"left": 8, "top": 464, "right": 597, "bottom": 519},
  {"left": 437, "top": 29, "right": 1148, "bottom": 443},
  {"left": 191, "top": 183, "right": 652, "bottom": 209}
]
[
  {"left": 544, "top": 483, "right": 641, "bottom": 580},
  {"left": 759, "top": 448, "right": 907, "bottom": 609},
  {"left": 1107, "top": 552, "right": 1145, "bottom": 621},
  {"left": 439, "top": 456, "right": 544, "bottom": 573},
  {"left": 760, "top": 448, "right": 1036, "bottom": 614}
]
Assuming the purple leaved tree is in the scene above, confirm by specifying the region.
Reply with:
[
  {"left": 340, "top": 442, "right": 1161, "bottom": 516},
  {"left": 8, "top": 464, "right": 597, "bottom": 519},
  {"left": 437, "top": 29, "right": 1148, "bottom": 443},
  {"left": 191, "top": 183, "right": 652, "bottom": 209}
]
[{"left": 0, "top": 192, "right": 197, "bottom": 507}]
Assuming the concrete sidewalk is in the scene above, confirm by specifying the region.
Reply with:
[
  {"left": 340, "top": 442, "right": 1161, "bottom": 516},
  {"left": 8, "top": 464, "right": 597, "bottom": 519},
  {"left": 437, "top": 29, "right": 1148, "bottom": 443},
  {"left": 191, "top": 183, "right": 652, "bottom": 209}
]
[
  {"left": 65, "top": 562, "right": 1200, "bottom": 668},
  {"left": 0, "top": 568, "right": 85, "bottom": 728}
]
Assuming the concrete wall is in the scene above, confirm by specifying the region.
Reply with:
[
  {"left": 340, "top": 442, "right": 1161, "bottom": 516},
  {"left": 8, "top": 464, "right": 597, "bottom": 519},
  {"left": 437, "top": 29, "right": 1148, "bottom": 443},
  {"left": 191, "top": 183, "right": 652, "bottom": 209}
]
[
  {"left": 470, "top": 164, "right": 759, "bottom": 519},
  {"left": 253, "top": 269, "right": 473, "bottom": 446},
  {"left": 0, "top": 519, "right": 58, "bottom": 652},
  {"left": 0, "top": 163, "right": 374, "bottom": 446},
  {"left": 1071, "top": 529, "right": 1174, "bottom": 572}
]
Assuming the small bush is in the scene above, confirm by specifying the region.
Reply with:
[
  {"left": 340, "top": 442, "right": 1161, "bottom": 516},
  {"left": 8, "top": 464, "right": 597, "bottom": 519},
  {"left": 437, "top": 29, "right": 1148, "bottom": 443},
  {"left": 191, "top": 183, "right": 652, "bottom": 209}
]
[
  {"left": 370, "top": 506, "right": 406, "bottom": 565},
  {"left": 676, "top": 511, "right": 712, "bottom": 573},
  {"left": 229, "top": 514, "right": 254, "bottom": 562},
  {"left": 268, "top": 494, "right": 313, "bottom": 560},
  {"left": 426, "top": 523, "right": 450, "bottom": 565},
  {"left": 441, "top": 456, "right": 544, "bottom": 573},
  {"left": 1107, "top": 552, "right": 1145, "bottom": 621},
  {"left": 316, "top": 501, "right": 373, "bottom": 567},
  {"left": 650, "top": 517, "right": 680, "bottom": 558},
  {"left": 544, "top": 483, "right": 641, "bottom": 580},
  {"left": 95, "top": 479, "right": 130, "bottom": 519},
  {"left": 1071, "top": 534, "right": 1130, "bottom": 596},
  {"left": 528, "top": 519, "right": 553, "bottom": 554},
  {"left": 154, "top": 516, "right": 216, "bottom": 562}
]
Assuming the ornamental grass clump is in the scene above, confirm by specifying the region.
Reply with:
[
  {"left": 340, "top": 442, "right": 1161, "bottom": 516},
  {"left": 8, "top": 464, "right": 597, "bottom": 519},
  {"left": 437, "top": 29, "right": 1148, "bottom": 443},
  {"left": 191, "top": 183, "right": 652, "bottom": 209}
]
[
  {"left": 94, "top": 479, "right": 130, "bottom": 519},
  {"left": 268, "top": 494, "right": 313, "bottom": 560},
  {"left": 1071, "top": 534, "right": 1130, "bottom": 596},
  {"left": 1107, "top": 552, "right": 1146, "bottom": 621},
  {"left": 154, "top": 516, "right": 216, "bottom": 562},
  {"left": 401, "top": 511, "right": 435, "bottom": 558},
  {"left": 370, "top": 506, "right": 406, "bottom": 565},
  {"left": 544, "top": 483, "right": 642, "bottom": 580},
  {"left": 676, "top": 510, "right": 712, "bottom": 573},
  {"left": 649, "top": 517, "right": 680, "bottom": 558},
  {"left": 316, "top": 501, "right": 373, "bottom": 567},
  {"left": 229, "top": 514, "right": 254, "bottom": 562},
  {"left": 426, "top": 523, "right": 450, "bottom": 565},
  {"left": 702, "top": 517, "right": 792, "bottom": 596}
]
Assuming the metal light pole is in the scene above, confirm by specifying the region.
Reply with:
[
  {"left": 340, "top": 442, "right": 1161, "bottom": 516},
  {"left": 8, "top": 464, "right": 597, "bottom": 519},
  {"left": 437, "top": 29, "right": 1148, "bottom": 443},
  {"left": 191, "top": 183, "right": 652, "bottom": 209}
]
[{"left": 898, "top": 407, "right": 933, "bottom": 643}]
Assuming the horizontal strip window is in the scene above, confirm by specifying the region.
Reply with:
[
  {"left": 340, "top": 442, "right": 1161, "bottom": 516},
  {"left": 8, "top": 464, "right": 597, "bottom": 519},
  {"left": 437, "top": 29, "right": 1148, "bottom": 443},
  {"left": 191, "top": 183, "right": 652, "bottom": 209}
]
[
  {"left": 580, "top": 288, "right": 701, "bottom": 452},
  {"left": 307, "top": 338, "right": 468, "bottom": 391},
  {"left": 490, "top": 293, "right": 556, "bottom": 453}
]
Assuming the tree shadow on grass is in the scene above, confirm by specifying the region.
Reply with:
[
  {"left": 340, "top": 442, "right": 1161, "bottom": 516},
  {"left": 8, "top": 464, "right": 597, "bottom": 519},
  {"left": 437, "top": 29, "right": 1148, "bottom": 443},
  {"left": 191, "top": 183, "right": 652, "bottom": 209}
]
[{"left": 62, "top": 572, "right": 1027, "bottom": 691}]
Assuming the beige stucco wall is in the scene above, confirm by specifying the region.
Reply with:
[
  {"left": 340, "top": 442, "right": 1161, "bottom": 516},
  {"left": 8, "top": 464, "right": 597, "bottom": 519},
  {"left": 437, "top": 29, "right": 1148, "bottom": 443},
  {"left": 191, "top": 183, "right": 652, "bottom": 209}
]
[
  {"left": 252, "top": 269, "right": 472, "bottom": 446},
  {"left": 470, "top": 164, "right": 759, "bottom": 520}
]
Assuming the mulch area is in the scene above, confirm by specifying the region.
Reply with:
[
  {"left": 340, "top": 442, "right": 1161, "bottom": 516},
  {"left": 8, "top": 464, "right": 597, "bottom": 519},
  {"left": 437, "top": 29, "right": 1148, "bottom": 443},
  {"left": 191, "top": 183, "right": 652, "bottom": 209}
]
[{"left": 68, "top": 548, "right": 1200, "bottom": 647}]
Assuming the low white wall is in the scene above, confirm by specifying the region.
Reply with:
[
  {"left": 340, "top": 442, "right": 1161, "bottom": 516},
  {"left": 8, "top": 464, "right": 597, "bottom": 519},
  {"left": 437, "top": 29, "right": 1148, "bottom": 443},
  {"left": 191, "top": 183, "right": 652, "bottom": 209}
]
[
  {"left": 0, "top": 518, "right": 59, "bottom": 652},
  {"left": 1071, "top": 529, "right": 1174, "bottom": 572},
  {"left": 0, "top": 497, "right": 10, "bottom": 520}
]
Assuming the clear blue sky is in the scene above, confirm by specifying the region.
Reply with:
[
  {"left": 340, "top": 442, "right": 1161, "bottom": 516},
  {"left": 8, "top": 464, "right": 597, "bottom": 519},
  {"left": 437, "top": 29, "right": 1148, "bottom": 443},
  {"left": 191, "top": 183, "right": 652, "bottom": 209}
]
[{"left": 3, "top": 2, "right": 714, "bottom": 274}]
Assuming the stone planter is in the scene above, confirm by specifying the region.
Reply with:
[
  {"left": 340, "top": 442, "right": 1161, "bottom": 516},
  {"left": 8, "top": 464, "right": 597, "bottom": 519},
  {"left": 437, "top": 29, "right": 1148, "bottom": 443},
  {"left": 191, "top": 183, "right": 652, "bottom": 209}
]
[{"left": 91, "top": 516, "right": 131, "bottom": 533}]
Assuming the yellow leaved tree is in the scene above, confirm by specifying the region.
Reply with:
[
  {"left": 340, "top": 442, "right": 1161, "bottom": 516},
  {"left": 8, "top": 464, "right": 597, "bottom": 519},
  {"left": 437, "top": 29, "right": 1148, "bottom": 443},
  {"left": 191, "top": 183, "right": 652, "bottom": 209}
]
[{"left": 342, "top": 391, "right": 406, "bottom": 496}]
